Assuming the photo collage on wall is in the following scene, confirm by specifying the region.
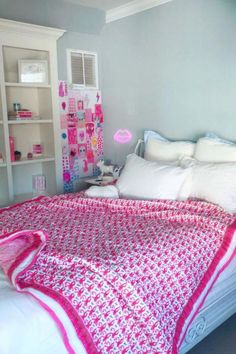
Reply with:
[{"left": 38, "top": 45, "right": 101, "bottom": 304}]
[{"left": 59, "top": 81, "right": 104, "bottom": 192}]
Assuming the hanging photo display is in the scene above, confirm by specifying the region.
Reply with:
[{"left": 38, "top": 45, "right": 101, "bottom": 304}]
[{"left": 59, "top": 81, "right": 103, "bottom": 192}]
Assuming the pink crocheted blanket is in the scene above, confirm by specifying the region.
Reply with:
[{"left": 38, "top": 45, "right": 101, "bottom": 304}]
[{"left": 0, "top": 194, "right": 236, "bottom": 354}]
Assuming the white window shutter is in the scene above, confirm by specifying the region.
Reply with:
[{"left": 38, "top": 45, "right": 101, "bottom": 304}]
[
  {"left": 71, "top": 52, "right": 84, "bottom": 85},
  {"left": 84, "top": 54, "right": 96, "bottom": 88},
  {"left": 68, "top": 50, "right": 98, "bottom": 89}
]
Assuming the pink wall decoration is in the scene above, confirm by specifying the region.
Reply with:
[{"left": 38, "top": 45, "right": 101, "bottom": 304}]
[
  {"left": 68, "top": 98, "right": 76, "bottom": 114},
  {"left": 113, "top": 129, "right": 133, "bottom": 144},
  {"left": 59, "top": 81, "right": 103, "bottom": 192}
]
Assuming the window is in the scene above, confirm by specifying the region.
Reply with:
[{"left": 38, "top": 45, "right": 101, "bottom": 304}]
[{"left": 67, "top": 49, "right": 98, "bottom": 89}]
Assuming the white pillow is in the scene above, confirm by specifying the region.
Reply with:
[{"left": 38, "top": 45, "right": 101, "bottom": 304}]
[
  {"left": 205, "top": 132, "right": 234, "bottom": 145},
  {"left": 144, "top": 130, "right": 168, "bottom": 144},
  {"left": 189, "top": 162, "right": 236, "bottom": 212},
  {"left": 116, "top": 153, "right": 191, "bottom": 200},
  {"left": 85, "top": 185, "right": 119, "bottom": 199},
  {"left": 145, "top": 137, "right": 195, "bottom": 162},
  {"left": 195, "top": 137, "right": 236, "bottom": 162}
]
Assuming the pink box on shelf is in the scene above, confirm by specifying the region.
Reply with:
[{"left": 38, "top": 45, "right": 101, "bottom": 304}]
[
  {"left": 33, "top": 143, "right": 43, "bottom": 156},
  {"left": 9, "top": 136, "right": 15, "bottom": 162},
  {"left": 17, "top": 111, "right": 33, "bottom": 119}
]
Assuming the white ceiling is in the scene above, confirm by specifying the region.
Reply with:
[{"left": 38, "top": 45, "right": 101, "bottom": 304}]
[{"left": 66, "top": 0, "right": 132, "bottom": 11}]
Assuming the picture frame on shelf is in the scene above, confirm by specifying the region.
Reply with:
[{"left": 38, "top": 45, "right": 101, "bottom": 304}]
[
  {"left": 32, "top": 174, "right": 47, "bottom": 196},
  {"left": 18, "top": 59, "right": 49, "bottom": 84}
]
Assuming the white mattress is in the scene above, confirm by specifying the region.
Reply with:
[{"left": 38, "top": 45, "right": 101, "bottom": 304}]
[
  {"left": 0, "top": 255, "right": 236, "bottom": 354},
  {"left": 204, "top": 254, "right": 236, "bottom": 308},
  {"left": 178, "top": 228, "right": 236, "bottom": 353}
]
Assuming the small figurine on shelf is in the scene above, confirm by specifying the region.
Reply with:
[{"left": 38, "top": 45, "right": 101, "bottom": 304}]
[
  {"left": 14, "top": 151, "right": 21, "bottom": 161},
  {"left": 27, "top": 152, "right": 33, "bottom": 159},
  {"left": 0, "top": 152, "right": 4, "bottom": 163},
  {"left": 96, "top": 159, "right": 114, "bottom": 178}
]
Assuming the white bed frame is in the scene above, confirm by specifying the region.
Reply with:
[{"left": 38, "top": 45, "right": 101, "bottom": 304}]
[{"left": 180, "top": 286, "right": 236, "bottom": 353}]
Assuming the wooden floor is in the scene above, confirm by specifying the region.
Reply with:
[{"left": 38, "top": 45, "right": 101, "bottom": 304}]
[{"left": 188, "top": 314, "right": 236, "bottom": 354}]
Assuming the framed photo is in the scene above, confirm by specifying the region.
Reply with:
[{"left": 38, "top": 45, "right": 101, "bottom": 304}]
[{"left": 18, "top": 60, "right": 49, "bottom": 84}]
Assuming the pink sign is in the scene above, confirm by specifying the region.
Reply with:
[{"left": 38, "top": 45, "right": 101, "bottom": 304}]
[{"left": 113, "top": 129, "right": 132, "bottom": 144}]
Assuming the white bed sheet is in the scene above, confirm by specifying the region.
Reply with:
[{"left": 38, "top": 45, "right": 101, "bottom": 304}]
[
  {"left": 0, "top": 270, "right": 83, "bottom": 354},
  {"left": 0, "top": 255, "right": 236, "bottom": 354}
]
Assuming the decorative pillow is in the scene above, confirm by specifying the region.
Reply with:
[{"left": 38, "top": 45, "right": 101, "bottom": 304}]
[
  {"left": 195, "top": 137, "right": 236, "bottom": 162},
  {"left": 205, "top": 132, "right": 234, "bottom": 145},
  {"left": 116, "top": 153, "right": 191, "bottom": 200},
  {"left": 85, "top": 185, "right": 119, "bottom": 199},
  {"left": 145, "top": 137, "right": 195, "bottom": 162},
  {"left": 144, "top": 130, "right": 168, "bottom": 144},
  {"left": 189, "top": 162, "right": 236, "bottom": 212}
]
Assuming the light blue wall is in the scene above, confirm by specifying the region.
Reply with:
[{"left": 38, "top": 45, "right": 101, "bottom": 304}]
[
  {"left": 101, "top": 0, "right": 236, "bottom": 164},
  {"left": 0, "top": 0, "right": 105, "bottom": 79},
  {"left": 2, "top": 0, "right": 236, "bottom": 165}
]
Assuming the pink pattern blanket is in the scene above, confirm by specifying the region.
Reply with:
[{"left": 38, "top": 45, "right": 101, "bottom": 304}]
[{"left": 0, "top": 194, "right": 236, "bottom": 354}]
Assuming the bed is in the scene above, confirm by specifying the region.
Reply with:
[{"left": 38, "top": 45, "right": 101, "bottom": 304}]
[
  {"left": 0, "top": 190, "right": 236, "bottom": 354},
  {"left": 1, "top": 248, "right": 236, "bottom": 354}
]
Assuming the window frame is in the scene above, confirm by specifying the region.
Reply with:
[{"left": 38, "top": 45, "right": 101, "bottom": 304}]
[{"left": 67, "top": 49, "right": 99, "bottom": 90}]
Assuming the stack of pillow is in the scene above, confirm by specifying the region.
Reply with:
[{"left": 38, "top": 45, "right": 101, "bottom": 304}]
[{"left": 116, "top": 131, "right": 236, "bottom": 213}]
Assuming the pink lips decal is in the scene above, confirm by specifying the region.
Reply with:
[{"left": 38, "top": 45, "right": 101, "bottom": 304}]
[{"left": 113, "top": 129, "right": 133, "bottom": 144}]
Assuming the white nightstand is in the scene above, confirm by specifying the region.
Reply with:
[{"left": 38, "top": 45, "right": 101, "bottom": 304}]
[{"left": 84, "top": 176, "right": 116, "bottom": 186}]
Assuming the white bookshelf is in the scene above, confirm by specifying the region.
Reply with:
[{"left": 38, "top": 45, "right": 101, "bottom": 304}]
[
  {"left": 0, "top": 82, "right": 9, "bottom": 207},
  {"left": 0, "top": 19, "right": 65, "bottom": 206}
]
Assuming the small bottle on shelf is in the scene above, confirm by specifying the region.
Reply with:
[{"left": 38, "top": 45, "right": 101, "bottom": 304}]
[{"left": 9, "top": 136, "right": 15, "bottom": 161}]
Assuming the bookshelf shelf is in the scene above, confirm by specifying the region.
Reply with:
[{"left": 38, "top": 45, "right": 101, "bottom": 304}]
[
  {"left": 8, "top": 119, "right": 53, "bottom": 124},
  {"left": 11, "top": 156, "right": 55, "bottom": 166},
  {"left": 5, "top": 82, "right": 51, "bottom": 88}
]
